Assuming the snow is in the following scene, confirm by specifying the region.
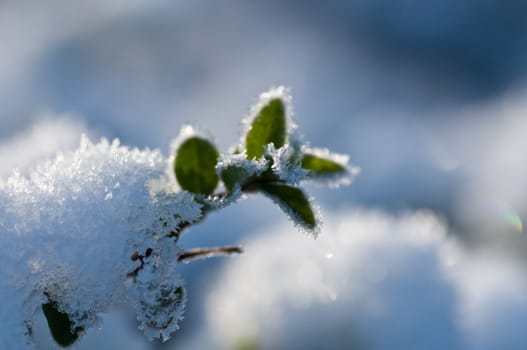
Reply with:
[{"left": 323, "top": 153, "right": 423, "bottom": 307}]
[
  {"left": 202, "top": 208, "right": 456, "bottom": 349},
  {"left": 0, "top": 135, "right": 203, "bottom": 349},
  {"left": 195, "top": 208, "right": 527, "bottom": 350},
  {"left": 0, "top": 115, "right": 87, "bottom": 179}
]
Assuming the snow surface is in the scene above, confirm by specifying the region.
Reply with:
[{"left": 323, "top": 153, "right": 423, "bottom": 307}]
[
  {"left": 189, "top": 208, "right": 527, "bottom": 350},
  {"left": 0, "top": 135, "right": 203, "bottom": 349},
  {"left": 0, "top": 115, "right": 87, "bottom": 179}
]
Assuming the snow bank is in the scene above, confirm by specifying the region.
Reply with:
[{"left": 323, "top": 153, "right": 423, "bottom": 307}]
[{"left": 0, "top": 135, "right": 201, "bottom": 349}]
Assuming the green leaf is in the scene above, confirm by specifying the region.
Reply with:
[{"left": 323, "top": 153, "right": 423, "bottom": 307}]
[
  {"left": 246, "top": 99, "right": 286, "bottom": 159},
  {"left": 301, "top": 154, "right": 345, "bottom": 174},
  {"left": 221, "top": 165, "right": 251, "bottom": 192},
  {"left": 42, "top": 300, "right": 82, "bottom": 348},
  {"left": 220, "top": 164, "right": 278, "bottom": 192},
  {"left": 174, "top": 136, "right": 220, "bottom": 195},
  {"left": 258, "top": 183, "right": 316, "bottom": 229}
]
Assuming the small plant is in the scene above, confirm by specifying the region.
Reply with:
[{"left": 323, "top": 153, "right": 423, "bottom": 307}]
[{"left": 8, "top": 87, "right": 357, "bottom": 349}]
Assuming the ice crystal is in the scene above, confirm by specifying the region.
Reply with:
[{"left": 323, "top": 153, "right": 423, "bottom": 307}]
[
  {"left": 267, "top": 144, "right": 308, "bottom": 185},
  {"left": 132, "top": 257, "right": 186, "bottom": 342}
]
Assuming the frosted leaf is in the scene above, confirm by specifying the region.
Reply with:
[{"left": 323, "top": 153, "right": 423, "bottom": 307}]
[
  {"left": 174, "top": 136, "right": 220, "bottom": 196},
  {"left": 216, "top": 152, "right": 269, "bottom": 192},
  {"left": 163, "top": 124, "right": 218, "bottom": 193},
  {"left": 240, "top": 86, "right": 296, "bottom": 152},
  {"left": 0, "top": 135, "right": 199, "bottom": 349},
  {"left": 259, "top": 183, "right": 321, "bottom": 237},
  {"left": 197, "top": 188, "right": 244, "bottom": 211},
  {"left": 301, "top": 147, "right": 360, "bottom": 188}
]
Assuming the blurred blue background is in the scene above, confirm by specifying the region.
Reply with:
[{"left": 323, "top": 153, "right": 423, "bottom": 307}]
[{"left": 3, "top": 1, "right": 527, "bottom": 349}]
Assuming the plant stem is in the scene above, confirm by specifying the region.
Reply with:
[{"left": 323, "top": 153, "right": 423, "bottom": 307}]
[{"left": 177, "top": 245, "right": 243, "bottom": 263}]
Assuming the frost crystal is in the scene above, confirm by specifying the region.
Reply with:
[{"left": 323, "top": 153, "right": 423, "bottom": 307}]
[
  {"left": 266, "top": 144, "right": 308, "bottom": 185},
  {"left": 0, "top": 135, "right": 199, "bottom": 349},
  {"left": 132, "top": 258, "right": 186, "bottom": 342}
]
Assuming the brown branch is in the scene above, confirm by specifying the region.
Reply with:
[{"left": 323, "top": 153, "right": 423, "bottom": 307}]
[{"left": 178, "top": 245, "right": 243, "bottom": 263}]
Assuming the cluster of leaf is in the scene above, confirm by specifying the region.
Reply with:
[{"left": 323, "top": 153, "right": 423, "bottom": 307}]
[
  {"left": 174, "top": 92, "right": 353, "bottom": 234},
  {"left": 41, "top": 88, "right": 356, "bottom": 348}
]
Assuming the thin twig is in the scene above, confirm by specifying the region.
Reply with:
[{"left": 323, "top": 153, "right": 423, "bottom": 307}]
[{"left": 178, "top": 245, "right": 243, "bottom": 263}]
